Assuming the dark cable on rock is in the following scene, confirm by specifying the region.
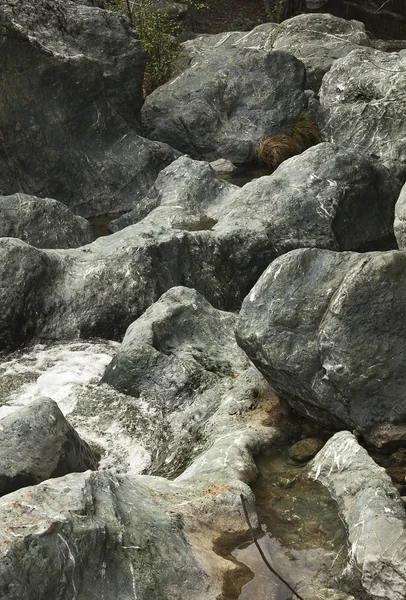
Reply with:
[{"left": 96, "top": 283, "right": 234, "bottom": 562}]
[{"left": 240, "top": 493, "right": 306, "bottom": 600}]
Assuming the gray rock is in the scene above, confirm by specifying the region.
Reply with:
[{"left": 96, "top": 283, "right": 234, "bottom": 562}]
[
  {"left": 236, "top": 248, "right": 406, "bottom": 446},
  {"left": 0, "top": 238, "right": 57, "bottom": 349},
  {"left": 288, "top": 438, "right": 324, "bottom": 462},
  {"left": 181, "top": 23, "right": 279, "bottom": 64},
  {"left": 101, "top": 286, "right": 255, "bottom": 476},
  {"left": 0, "top": 398, "right": 97, "bottom": 497},
  {"left": 394, "top": 183, "right": 406, "bottom": 248},
  {"left": 0, "top": 0, "right": 179, "bottom": 216},
  {"left": 225, "top": 143, "right": 400, "bottom": 254},
  {"left": 0, "top": 406, "right": 281, "bottom": 599},
  {"left": 309, "top": 431, "right": 406, "bottom": 600},
  {"left": 0, "top": 471, "right": 217, "bottom": 600},
  {"left": 0, "top": 193, "right": 93, "bottom": 248},
  {"left": 319, "top": 47, "right": 406, "bottom": 182},
  {"left": 70, "top": 0, "right": 105, "bottom": 6},
  {"left": 209, "top": 158, "right": 237, "bottom": 174},
  {"left": 142, "top": 46, "right": 307, "bottom": 162},
  {"left": 0, "top": 148, "right": 400, "bottom": 349},
  {"left": 273, "top": 13, "right": 370, "bottom": 91}
]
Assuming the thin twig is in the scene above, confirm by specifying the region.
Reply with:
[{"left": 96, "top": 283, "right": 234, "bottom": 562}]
[
  {"left": 125, "top": 0, "right": 133, "bottom": 25},
  {"left": 240, "top": 494, "right": 306, "bottom": 600}
]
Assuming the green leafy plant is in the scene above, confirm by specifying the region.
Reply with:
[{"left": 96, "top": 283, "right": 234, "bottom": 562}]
[
  {"left": 289, "top": 110, "right": 320, "bottom": 149},
  {"left": 108, "top": 0, "right": 204, "bottom": 96},
  {"left": 266, "top": 0, "right": 305, "bottom": 23}
]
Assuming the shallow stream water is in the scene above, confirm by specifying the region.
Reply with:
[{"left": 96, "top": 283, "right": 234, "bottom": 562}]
[
  {"left": 221, "top": 450, "right": 348, "bottom": 600},
  {"left": 0, "top": 341, "right": 152, "bottom": 474}
]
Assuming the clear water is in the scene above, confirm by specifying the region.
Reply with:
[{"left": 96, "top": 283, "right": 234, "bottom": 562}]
[{"left": 221, "top": 451, "right": 348, "bottom": 600}]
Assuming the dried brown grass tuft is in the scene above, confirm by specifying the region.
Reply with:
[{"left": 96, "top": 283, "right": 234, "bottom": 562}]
[
  {"left": 256, "top": 134, "right": 302, "bottom": 169},
  {"left": 256, "top": 112, "right": 320, "bottom": 169}
]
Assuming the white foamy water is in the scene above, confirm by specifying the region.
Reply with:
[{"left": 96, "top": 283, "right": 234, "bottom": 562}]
[
  {"left": 0, "top": 341, "right": 151, "bottom": 475},
  {"left": 0, "top": 341, "right": 118, "bottom": 418}
]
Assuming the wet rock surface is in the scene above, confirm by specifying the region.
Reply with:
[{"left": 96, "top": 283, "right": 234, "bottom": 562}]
[
  {"left": 102, "top": 286, "right": 261, "bottom": 476},
  {"left": 319, "top": 47, "right": 406, "bottom": 182},
  {"left": 236, "top": 248, "right": 406, "bottom": 446},
  {"left": 0, "top": 397, "right": 97, "bottom": 497},
  {"left": 288, "top": 438, "right": 324, "bottom": 462},
  {"left": 142, "top": 46, "right": 307, "bottom": 162},
  {"left": 0, "top": 0, "right": 179, "bottom": 216},
  {"left": 0, "top": 193, "right": 93, "bottom": 248}
]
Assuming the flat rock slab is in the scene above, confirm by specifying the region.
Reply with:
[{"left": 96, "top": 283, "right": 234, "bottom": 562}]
[
  {"left": 236, "top": 248, "right": 406, "bottom": 446},
  {"left": 0, "top": 398, "right": 97, "bottom": 497},
  {"left": 0, "top": 193, "right": 93, "bottom": 248},
  {"left": 319, "top": 47, "right": 406, "bottom": 183},
  {"left": 0, "top": 0, "right": 179, "bottom": 216},
  {"left": 142, "top": 46, "right": 307, "bottom": 163},
  {"left": 309, "top": 431, "right": 406, "bottom": 600}
]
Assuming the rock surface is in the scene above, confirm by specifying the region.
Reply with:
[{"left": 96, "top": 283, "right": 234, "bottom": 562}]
[
  {"left": 0, "top": 148, "right": 400, "bottom": 349},
  {"left": 224, "top": 143, "right": 400, "bottom": 254},
  {"left": 0, "top": 397, "right": 285, "bottom": 599},
  {"left": 394, "top": 183, "right": 406, "bottom": 249},
  {"left": 0, "top": 193, "right": 93, "bottom": 248},
  {"left": 236, "top": 247, "right": 406, "bottom": 446},
  {"left": 142, "top": 46, "right": 307, "bottom": 162},
  {"left": 0, "top": 0, "right": 179, "bottom": 216},
  {"left": 0, "top": 398, "right": 97, "bottom": 497},
  {"left": 272, "top": 13, "right": 370, "bottom": 91},
  {"left": 309, "top": 431, "right": 406, "bottom": 600},
  {"left": 288, "top": 438, "right": 324, "bottom": 462},
  {"left": 101, "top": 286, "right": 265, "bottom": 476},
  {"left": 319, "top": 47, "right": 406, "bottom": 182}
]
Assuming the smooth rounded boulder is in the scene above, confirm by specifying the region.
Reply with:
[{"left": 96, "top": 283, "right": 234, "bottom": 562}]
[
  {"left": 236, "top": 248, "right": 406, "bottom": 446},
  {"left": 142, "top": 46, "right": 307, "bottom": 163},
  {"left": 0, "top": 0, "right": 179, "bottom": 216},
  {"left": 0, "top": 398, "right": 98, "bottom": 497}
]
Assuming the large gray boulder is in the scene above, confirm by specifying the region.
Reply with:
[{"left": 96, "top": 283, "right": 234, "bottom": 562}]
[
  {"left": 0, "top": 148, "right": 400, "bottom": 349},
  {"left": 180, "top": 23, "right": 279, "bottom": 65},
  {"left": 0, "top": 471, "right": 220, "bottom": 600},
  {"left": 272, "top": 13, "right": 370, "bottom": 91},
  {"left": 216, "top": 143, "right": 400, "bottom": 253},
  {"left": 142, "top": 46, "right": 307, "bottom": 162},
  {"left": 236, "top": 248, "right": 406, "bottom": 446},
  {"left": 0, "top": 193, "right": 93, "bottom": 248},
  {"left": 319, "top": 47, "right": 406, "bottom": 182},
  {"left": 0, "top": 398, "right": 97, "bottom": 497},
  {"left": 309, "top": 431, "right": 406, "bottom": 600},
  {"left": 0, "top": 0, "right": 179, "bottom": 216}
]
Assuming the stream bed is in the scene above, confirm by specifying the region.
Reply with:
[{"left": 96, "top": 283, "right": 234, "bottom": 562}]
[{"left": 221, "top": 450, "right": 349, "bottom": 600}]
